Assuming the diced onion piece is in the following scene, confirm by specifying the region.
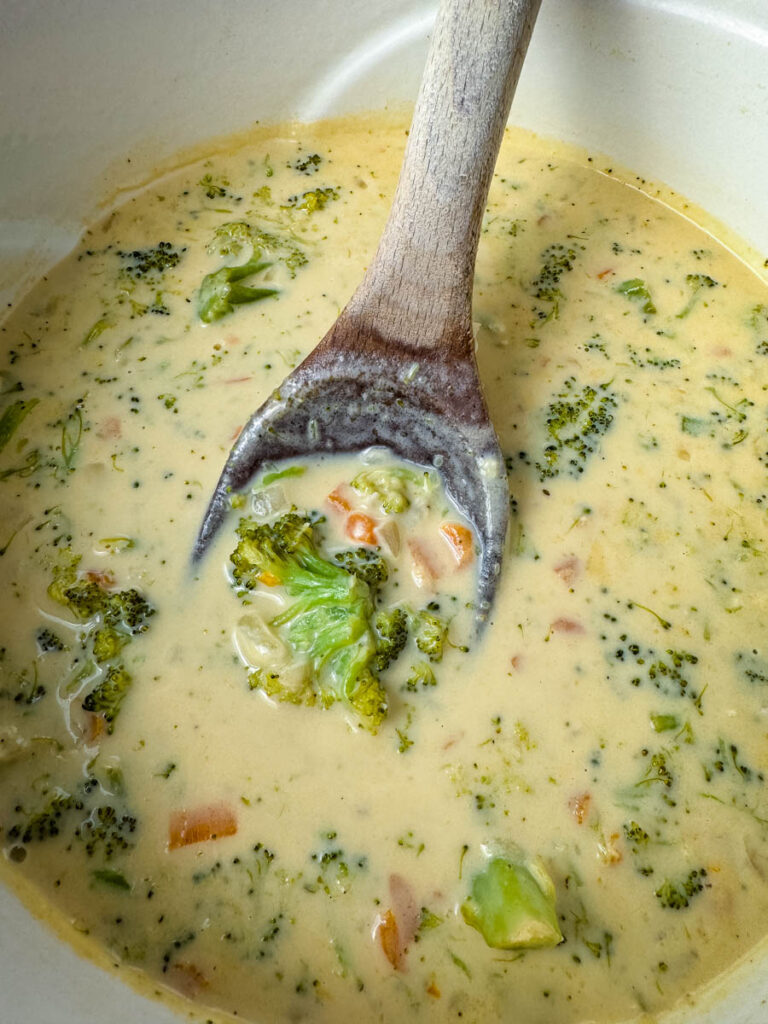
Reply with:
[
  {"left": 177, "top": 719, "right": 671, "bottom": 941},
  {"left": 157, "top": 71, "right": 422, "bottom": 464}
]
[
  {"left": 439, "top": 522, "right": 474, "bottom": 568},
  {"left": 377, "top": 519, "right": 401, "bottom": 557}
]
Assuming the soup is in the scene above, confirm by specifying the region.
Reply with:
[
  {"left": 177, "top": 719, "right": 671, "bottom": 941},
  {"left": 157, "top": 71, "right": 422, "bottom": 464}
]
[{"left": 1, "top": 116, "right": 767, "bottom": 1023}]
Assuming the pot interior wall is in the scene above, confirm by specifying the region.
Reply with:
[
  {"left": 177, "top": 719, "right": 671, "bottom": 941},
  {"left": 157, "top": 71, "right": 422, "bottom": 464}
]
[{"left": 0, "top": 1, "right": 766, "bottom": 1022}]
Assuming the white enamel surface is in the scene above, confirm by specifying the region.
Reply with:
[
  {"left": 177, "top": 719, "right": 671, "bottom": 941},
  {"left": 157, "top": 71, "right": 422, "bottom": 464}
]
[{"left": 0, "top": 2, "right": 766, "bottom": 1022}]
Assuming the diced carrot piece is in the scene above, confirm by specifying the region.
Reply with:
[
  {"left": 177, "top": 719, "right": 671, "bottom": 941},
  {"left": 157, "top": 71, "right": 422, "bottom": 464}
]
[
  {"left": 597, "top": 832, "right": 623, "bottom": 864},
  {"left": 83, "top": 711, "right": 105, "bottom": 744},
  {"left": 84, "top": 569, "right": 116, "bottom": 588},
  {"left": 439, "top": 522, "right": 474, "bottom": 568},
  {"left": 427, "top": 980, "right": 441, "bottom": 998},
  {"left": 377, "top": 909, "right": 401, "bottom": 970},
  {"left": 258, "top": 570, "right": 281, "bottom": 587},
  {"left": 327, "top": 486, "right": 352, "bottom": 513},
  {"left": 554, "top": 555, "right": 581, "bottom": 586},
  {"left": 169, "top": 961, "right": 208, "bottom": 997},
  {"left": 168, "top": 803, "right": 237, "bottom": 850},
  {"left": 568, "top": 792, "right": 591, "bottom": 825},
  {"left": 551, "top": 617, "right": 585, "bottom": 634},
  {"left": 345, "top": 511, "right": 378, "bottom": 546},
  {"left": 597, "top": 267, "right": 614, "bottom": 279}
]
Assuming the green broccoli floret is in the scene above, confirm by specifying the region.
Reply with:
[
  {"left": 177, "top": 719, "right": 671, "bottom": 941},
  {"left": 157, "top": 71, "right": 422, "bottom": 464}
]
[
  {"left": 8, "top": 789, "right": 84, "bottom": 844},
  {"left": 615, "top": 277, "right": 657, "bottom": 316},
  {"left": 530, "top": 243, "right": 582, "bottom": 323},
  {"left": 284, "top": 187, "right": 339, "bottom": 213},
  {"left": 335, "top": 548, "right": 389, "bottom": 590},
  {"left": 248, "top": 667, "right": 316, "bottom": 706},
  {"left": 230, "top": 513, "right": 388, "bottom": 731},
  {"left": 676, "top": 273, "right": 718, "bottom": 319},
  {"left": 208, "top": 221, "right": 308, "bottom": 277},
  {"left": 461, "top": 847, "right": 564, "bottom": 949},
  {"left": 536, "top": 377, "right": 618, "bottom": 481},
  {"left": 117, "top": 242, "right": 184, "bottom": 281},
  {"left": 82, "top": 665, "right": 133, "bottom": 732},
  {"left": 75, "top": 804, "right": 137, "bottom": 859},
  {"left": 35, "top": 627, "right": 66, "bottom": 653},
  {"left": 412, "top": 609, "right": 448, "bottom": 663},
  {"left": 350, "top": 466, "right": 432, "bottom": 514},
  {"left": 48, "top": 552, "right": 105, "bottom": 618},
  {"left": 623, "top": 821, "right": 650, "bottom": 850},
  {"left": 92, "top": 626, "right": 130, "bottom": 664},
  {"left": 373, "top": 608, "right": 409, "bottom": 672},
  {"left": 8, "top": 667, "right": 46, "bottom": 706},
  {"left": 198, "top": 255, "right": 278, "bottom": 323},
  {"left": 103, "top": 588, "right": 155, "bottom": 635},
  {"left": 404, "top": 661, "right": 436, "bottom": 691},
  {"left": 655, "top": 868, "right": 708, "bottom": 910}
]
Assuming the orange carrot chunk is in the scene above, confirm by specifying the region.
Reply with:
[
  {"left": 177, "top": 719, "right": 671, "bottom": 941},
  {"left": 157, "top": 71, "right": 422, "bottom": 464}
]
[
  {"left": 327, "top": 486, "right": 352, "bottom": 513},
  {"left": 345, "top": 511, "right": 378, "bottom": 546},
  {"left": 168, "top": 803, "right": 237, "bottom": 850},
  {"left": 258, "top": 570, "right": 281, "bottom": 587},
  {"left": 377, "top": 909, "right": 402, "bottom": 970},
  {"left": 439, "top": 522, "right": 475, "bottom": 568}
]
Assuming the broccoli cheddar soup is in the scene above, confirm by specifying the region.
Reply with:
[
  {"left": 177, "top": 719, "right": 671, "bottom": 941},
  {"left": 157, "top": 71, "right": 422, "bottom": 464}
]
[{"left": 2, "top": 115, "right": 768, "bottom": 1024}]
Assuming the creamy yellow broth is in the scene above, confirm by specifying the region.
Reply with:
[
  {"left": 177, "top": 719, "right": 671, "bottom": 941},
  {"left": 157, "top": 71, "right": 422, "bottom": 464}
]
[{"left": 1, "top": 116, "right": 768, "bottom": 1024}]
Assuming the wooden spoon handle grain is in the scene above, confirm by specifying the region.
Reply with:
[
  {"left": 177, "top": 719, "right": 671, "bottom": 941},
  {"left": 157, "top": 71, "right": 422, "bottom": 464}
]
[{"left": 347, "top": 0, "right": 542, "bottom": 351}]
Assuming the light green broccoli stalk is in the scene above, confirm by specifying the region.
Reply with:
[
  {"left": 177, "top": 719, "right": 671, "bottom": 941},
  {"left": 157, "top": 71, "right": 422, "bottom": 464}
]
[
  {"left": 230, "top": 512, "right": 388, "bottom": 731},
  {"left": 198, "top": 256, "right": 278, "bottom": 323},
  {"left": 350, "top": 465, "right": 433, "bottom": 514},
  {"left": 461, "top": 843, "right": 563, "bottom": 949}
]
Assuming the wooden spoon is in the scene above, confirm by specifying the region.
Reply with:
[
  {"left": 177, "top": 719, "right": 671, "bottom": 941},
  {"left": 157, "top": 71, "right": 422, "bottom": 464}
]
[{"left": 194, "top": 0, "right": 542, "bottom": 627}]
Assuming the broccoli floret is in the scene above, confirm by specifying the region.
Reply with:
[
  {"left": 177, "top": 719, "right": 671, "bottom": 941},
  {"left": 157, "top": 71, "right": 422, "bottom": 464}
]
[
  {"left": 198, "top": 255, "right": 278, "bottom": 323},
  {"left": 8, "top": 790, "right": 84, "bottom": 844},
  {"left": 103, "top": 588, "right": 155, "bottom": 635},
  {"left": 82, "top": 665, "right": 133, "bottom": 733},
  {"left": 655, "top": 869, "right": 708, "bottom": 910},
  {"left": 117, "top": 242, "right": 184, "bottom": 281},
  {"left": 350, "top": 466, "right": 432, "bottom": 514},
  {"left": 537, "top": 377, "right": 618, "bottom": 481},
  {"left": 335, "top": 548, "right": 389, "bottom": 590},
  {"left": 623, "top": 821, "right": 650, "bottom": 849},
  {"left": 48, "top": 551, "right": 155, "bottom": 644},
  {"left": 248, "top": 667, "right": 316, "bottom": 706},
  {"left": 92, "top": 626, "right": 130, "bottom": 664},
  {"left": 75, "top": 804, "right": 137, "bottom": 859},
  {"left": 461, "top": 847, "right": 563, "bottom": 949},
  {"left": 284, "top": 187, "right": 339, "bottom": 213},
  {"left": 412, "top": 609, "right": 448, "bottom": 663},
  {"left": 373, "top": 608, "right": 409, "bottom": 672},
  {"left": 7, "top": 667, "right": 46, "bottom": 706},
  {"left": 615, "top": 277, "right": 657, "bottom": 316},
  {"left": 208, "top": 221, "right": 308, "bottom": 277},
  {"left": 530, "top": 243, "right": 582, "bottom": 323},
  {"left": 676, "top": 273, "right": 718, "bottom": 319},
  {"left": 230, "top": 513, "right": 388, "bottom": 731},
  {"left": 404, "top": 661, "right": 436, "bottom": 691},
  {"left": 35, "top": 627, "right": 65, "bottom": 653},
  {"left": 292, "top": 153, "right": 322, "bottom": 175}
]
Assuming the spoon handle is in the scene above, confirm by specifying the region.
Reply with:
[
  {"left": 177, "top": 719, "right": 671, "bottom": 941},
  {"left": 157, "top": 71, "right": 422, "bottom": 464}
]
[{"left": 346, "top": 0, "right": 541, "bottom": 353}]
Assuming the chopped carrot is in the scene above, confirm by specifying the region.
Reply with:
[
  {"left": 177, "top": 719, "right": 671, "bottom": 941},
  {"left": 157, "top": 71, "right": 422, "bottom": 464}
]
[
  {"left": 427, "top": 980, "right": 441, "bottom": 998},
  {"left": 550, "top": 617, "right": 585, "bottom": 635},
  {"left": 377, "top": 910, "right": 402, "bottom": 970},
  {"left": 327, "top": 486, "right": 352, "bottom": 513},
  {"left": 554, "top": 555, "right": 581, "bottom": 586},
  {"left": 597, "top": 267, "right": 614, "bottom": 279},
  {"left": 568, "top": 792, "right": 591, "bottom": 825},
  {"left": 169, "top": 961, "right": 208, "bottom": 997},
  {"left": 439, "top": 522, "right": 474, "bottom": 568},
  {"left": 258, "top": 570, "right": 281, "bottom": 587},
  {"left": 345, "top": 511, "right": 378, "bottom": 546},
  {"left": 230, "top": 424, "right": 243, "bottom": 441},
  {"left": 168, "top": 803, "right": 237, "bottom": 850},
  {"left": 83, "top": 711, "right": 105, "bottom": 744},
  {"left": 84, "top": 569, "right": 116, "bottom": 588}
]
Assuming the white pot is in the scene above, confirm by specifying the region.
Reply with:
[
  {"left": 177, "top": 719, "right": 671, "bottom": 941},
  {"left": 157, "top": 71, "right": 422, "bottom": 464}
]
[{"left": 1, "top": 2, "right": 766, "bottom": 1021}]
